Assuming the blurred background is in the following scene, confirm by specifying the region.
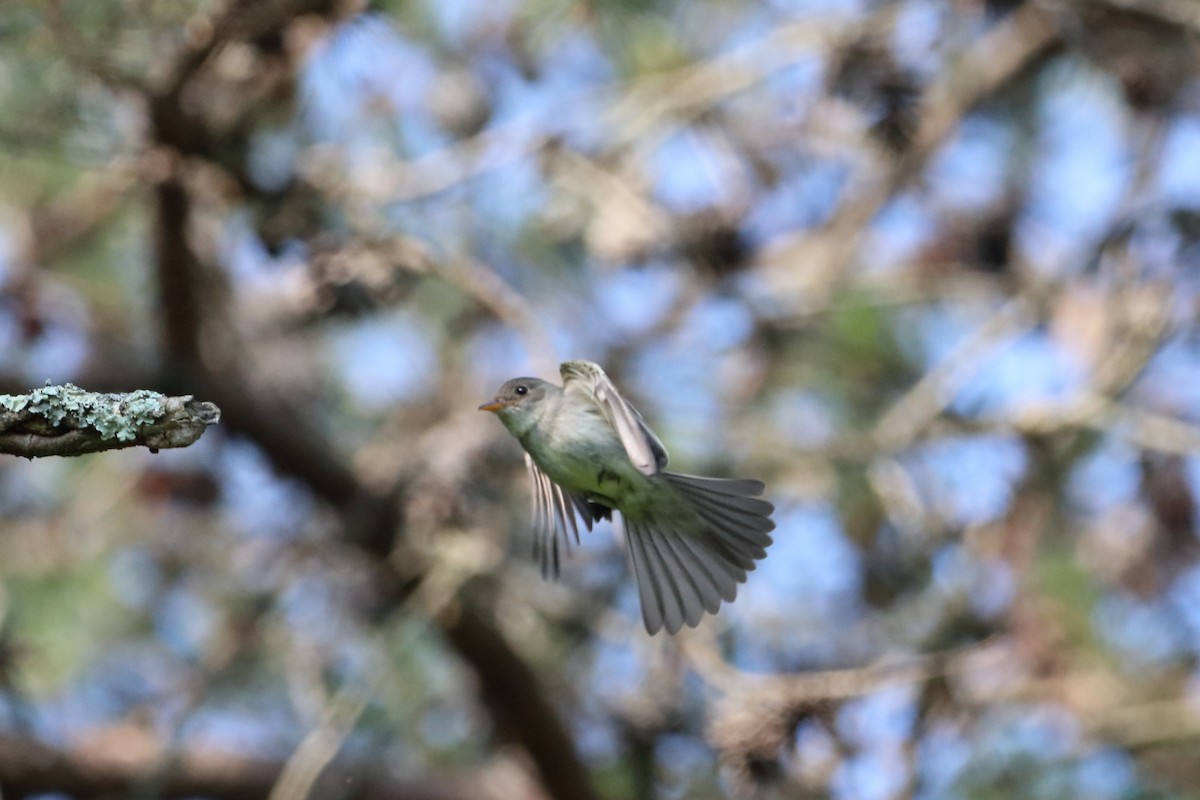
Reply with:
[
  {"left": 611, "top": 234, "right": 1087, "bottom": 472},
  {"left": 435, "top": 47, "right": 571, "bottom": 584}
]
[{"left": 2, "top": 0, "right": 1200, "bottom": 797}]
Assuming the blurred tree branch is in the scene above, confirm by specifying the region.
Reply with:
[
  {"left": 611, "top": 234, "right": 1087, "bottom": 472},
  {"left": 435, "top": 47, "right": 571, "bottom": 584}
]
[
  {"left": 268, "top": 681, "right": 373, "bottom": 800},
  {"left": 758, "top": 2, "right": 1061, "bottom": 303},
  {"left": 136, "top": 4, "right": 604, "bottom": 800},
  {"left": 1093, "top": 0, "right": 1200, "bottom": 32},
  {"left": 0, "top": 731, "right": 529, "bottom": 800},
  {"left": 694, "top": 636, "right": 1008, "bottom": 787},
  {"left": 0, "top": 384, "right": 219, "bottom": 458},
  {"left": 440, "top": 603, "right": 601, "bottom": 800}
]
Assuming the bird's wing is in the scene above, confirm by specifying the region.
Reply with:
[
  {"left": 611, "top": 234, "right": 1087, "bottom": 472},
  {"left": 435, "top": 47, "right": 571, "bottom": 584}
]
[
  {"left": 525, "top": 452, "right": 594, "bottom": 579},
  {"left": 559, "top": 360, "right": 668, "bottom": 476}
]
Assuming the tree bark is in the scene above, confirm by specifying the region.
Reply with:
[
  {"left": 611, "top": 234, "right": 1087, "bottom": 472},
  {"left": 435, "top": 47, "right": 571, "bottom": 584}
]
[{"left": 0, "top": 384, "right": 219, "bottom": 458}]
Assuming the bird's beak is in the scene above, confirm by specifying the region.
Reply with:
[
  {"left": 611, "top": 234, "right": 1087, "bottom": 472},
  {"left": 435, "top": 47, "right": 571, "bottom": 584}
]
[{"left": 478, "top": 400, "right": 505, "bottom": 412}]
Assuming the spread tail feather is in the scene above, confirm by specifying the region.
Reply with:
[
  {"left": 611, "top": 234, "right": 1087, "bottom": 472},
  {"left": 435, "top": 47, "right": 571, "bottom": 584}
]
[{"left": 622, "top": 472, "right": 775, "bottom": 635}]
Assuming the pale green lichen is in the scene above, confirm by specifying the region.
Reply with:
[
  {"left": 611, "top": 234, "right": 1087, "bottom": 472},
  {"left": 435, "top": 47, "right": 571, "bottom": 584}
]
[
  {"left": 0, "top": 384, "right": 170, "bottom": 441},
  {"left": 0, "top": 394, "right": 29, "bottom": 412}
]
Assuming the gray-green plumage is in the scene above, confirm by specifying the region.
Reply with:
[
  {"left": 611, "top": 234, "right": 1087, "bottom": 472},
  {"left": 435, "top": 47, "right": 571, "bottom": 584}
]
[{"left": 480, "top": 360, "right": 774, "bottom": 635}]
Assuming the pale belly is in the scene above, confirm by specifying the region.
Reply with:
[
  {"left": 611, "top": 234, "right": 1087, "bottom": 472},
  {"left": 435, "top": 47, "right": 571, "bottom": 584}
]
[{"left": 521, "top": 414, "right": 650, "bottom": 508}]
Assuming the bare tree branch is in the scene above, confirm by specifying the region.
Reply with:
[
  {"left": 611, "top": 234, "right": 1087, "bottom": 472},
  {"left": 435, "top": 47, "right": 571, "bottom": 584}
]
[{"left": 0, "top": 384, "right": 219, "bottom": 458}]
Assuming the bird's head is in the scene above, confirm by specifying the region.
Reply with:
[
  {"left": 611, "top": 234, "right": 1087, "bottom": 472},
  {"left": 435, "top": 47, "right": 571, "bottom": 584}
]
[{"left": 479, "top": 377, "right": 556, "bottom": 437}]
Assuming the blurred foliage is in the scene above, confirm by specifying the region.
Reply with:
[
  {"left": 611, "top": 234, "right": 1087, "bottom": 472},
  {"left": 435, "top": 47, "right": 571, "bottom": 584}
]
[{"left": 3, "top": 0, "right": 1200, "bottom": 799}]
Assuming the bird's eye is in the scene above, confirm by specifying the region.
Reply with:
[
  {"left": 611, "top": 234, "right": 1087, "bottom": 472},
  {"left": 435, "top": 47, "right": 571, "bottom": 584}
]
[{"left": 514, "top": 385, "right": 528, "bottom": 396}]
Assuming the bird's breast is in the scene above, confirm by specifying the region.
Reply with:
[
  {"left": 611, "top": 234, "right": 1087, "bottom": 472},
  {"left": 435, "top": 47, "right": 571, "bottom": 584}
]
[{"left": 523, "top": 409, "right": 646, "bottom": 502}]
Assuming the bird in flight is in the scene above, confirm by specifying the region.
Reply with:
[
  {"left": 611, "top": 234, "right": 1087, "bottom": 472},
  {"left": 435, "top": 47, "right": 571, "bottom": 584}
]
[{"left": 480, "top": 360, "right": 774, "bottom": 634}]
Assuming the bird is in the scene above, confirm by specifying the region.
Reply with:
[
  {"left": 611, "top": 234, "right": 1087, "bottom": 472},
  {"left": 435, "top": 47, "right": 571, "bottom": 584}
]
[{"left": 479, "top": 360, "right": 774, "bottom": 634}]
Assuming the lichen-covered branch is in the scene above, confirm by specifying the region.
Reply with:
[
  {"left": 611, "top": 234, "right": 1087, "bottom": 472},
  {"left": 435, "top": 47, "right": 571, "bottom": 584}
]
[{"left": 0, "top": 384, "right": 220, "bottom": 458}]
